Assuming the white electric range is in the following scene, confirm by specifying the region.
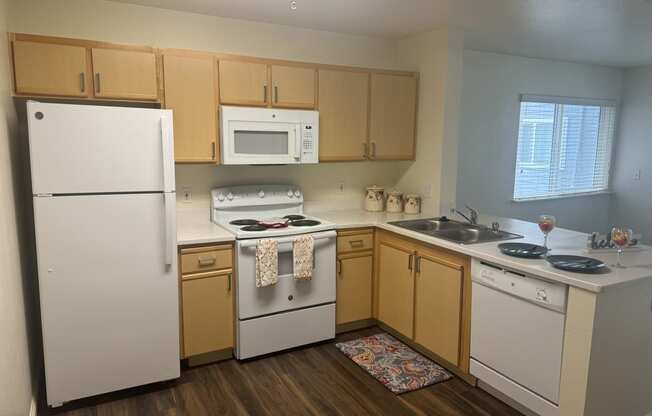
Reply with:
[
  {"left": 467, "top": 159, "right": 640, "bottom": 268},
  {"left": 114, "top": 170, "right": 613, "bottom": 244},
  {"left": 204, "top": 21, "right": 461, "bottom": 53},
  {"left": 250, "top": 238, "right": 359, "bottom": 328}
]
[{"left": 211, "top": 185, "right": 336, "bottom": 359}]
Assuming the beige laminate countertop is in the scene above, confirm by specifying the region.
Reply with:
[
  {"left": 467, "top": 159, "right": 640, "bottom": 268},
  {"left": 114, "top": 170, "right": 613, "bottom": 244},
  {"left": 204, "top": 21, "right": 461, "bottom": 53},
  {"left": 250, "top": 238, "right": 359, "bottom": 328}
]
[{"left": 177, "top": 207, "right": 652, "bottom": 293}]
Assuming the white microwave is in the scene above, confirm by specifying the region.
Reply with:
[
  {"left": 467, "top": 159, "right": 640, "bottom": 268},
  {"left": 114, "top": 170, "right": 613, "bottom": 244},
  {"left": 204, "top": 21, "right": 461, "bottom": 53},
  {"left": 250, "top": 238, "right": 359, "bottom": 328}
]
[{"left": 220, "top": 106, "right": 319, "bottom": 165}]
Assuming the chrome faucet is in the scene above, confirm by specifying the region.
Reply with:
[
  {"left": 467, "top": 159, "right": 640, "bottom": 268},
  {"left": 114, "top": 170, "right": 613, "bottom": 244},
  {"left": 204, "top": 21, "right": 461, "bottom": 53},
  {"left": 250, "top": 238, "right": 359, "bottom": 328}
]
[{"left": 453, "top": 205, "right": 479, "bottom": 225}]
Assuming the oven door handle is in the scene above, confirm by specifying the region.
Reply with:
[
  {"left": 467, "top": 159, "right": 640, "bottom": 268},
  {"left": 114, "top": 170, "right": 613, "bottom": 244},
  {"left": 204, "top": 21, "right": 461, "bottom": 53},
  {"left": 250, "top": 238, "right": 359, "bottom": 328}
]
[{"left": 238, "top": 230, "right": 336, "bottom": 248}]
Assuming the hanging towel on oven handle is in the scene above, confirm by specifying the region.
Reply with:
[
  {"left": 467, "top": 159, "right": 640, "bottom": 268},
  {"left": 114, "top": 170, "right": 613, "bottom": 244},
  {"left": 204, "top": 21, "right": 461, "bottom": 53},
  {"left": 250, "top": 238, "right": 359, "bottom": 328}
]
[
  {"left": 256, "top": 239, "right": 278, "bottom": 288},
  {"left": 293, "top": 234, "right": 314, "bottom": 281}
]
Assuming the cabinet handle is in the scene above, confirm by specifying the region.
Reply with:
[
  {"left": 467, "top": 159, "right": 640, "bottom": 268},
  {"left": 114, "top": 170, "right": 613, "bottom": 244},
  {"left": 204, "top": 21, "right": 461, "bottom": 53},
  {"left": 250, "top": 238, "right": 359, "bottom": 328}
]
[
  {"left": 415, "top": 256, "right": 421, "bottom": 274},
  {"left": 337, "top": 259, "right": 342, "bottom": 276},
  {"left": 263, "top": 85, "right": 267, "bottom": 102},
  {"left": 227, "top": 273, "right": 232, "bottom": 291},
  {"left": 408, "top": 253, "right": 414, "bottom": 271},
  {"left": 274, "top": 86, "right": 279, "bottom": 103},
  {"left": 197, "top": 256, "right": 216, "bottom": 267},
  {"left": 363, "top": 142, "right": 368, "bottom": 159},
  {"left": 79, "top": 73, "right": 85, "bottom": 92},
  {"left": 349, "top": 240, "right": 364, "bottom": 248},
  {"left": 95, "top": 73, "right": 101, "bottom": 94},
  {"left": 211, "top": 142, "right": 216, "bottom": 160},
  {"left": 371, "top": 142, "right": 377, "bottom": 158}
]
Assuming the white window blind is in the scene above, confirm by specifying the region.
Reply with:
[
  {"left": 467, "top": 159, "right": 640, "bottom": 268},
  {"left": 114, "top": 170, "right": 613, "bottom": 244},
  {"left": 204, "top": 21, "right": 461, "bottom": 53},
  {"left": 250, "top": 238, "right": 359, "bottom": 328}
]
[{"left": 513, "top": 95, "right": 617, "bottom": 201}]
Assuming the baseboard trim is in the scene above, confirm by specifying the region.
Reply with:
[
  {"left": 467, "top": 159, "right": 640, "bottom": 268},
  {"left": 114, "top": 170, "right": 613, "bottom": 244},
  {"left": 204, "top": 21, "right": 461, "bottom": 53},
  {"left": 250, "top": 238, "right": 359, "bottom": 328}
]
[
  {"left": 186, "top": 348, "right": 233, "bottom": 367},
  {"left": 336, "top": 319, "right": 376, "bottom": 334}
]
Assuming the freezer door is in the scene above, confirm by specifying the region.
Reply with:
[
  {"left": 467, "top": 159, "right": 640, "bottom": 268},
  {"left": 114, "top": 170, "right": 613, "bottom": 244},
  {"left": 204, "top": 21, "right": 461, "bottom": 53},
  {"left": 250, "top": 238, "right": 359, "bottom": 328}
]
[
  {"left": 33, "top": 193, "right": 179, "bottom": 405},
  {"left": 27, "top": 101, "right": 175, "bottom": 195}
]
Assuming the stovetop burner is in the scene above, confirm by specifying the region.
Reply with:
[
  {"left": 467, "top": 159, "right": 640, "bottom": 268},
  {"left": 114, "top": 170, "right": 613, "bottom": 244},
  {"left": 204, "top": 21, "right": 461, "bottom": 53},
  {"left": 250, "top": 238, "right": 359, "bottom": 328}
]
[
  {"left": 283, "top": 215, "right": 305, "bottom": 221},
  {"left": 291, "top": 219, "right": 321, "bottom": 227},
  {"left": 241, "top": 224, "right": 268, "bottom": 232},
  {"left": 230, "top": 219, "right": 259, "bottom": 226}
]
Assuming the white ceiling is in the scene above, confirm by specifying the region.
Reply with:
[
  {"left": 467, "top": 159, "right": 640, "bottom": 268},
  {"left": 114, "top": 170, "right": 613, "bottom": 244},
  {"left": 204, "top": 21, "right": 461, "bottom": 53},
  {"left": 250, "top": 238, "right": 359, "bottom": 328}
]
[{"left": 111, "top": 0, "right": 652, "bottom": 67}]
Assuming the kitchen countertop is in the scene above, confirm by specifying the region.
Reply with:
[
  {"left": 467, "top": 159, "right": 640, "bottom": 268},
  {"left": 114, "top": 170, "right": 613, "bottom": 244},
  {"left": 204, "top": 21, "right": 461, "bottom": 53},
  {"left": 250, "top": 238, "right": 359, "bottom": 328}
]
[
  {"left": 177, "top": 207, "right": 235, "bottom": 246},
  {"left": 177, "top": 206, "right": 652, "bottom": 293}
]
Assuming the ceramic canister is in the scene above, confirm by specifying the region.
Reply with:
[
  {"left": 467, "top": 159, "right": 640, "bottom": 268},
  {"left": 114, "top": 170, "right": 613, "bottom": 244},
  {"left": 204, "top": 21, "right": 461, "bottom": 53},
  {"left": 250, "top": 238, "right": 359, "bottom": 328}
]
[
  {"left": 404, "top": 194, "right": 421, "bottom": 214},
  {"left": 386, "top": 190, "right": 404, "bottom": 213},
  {"left": 365, "top": 185, "right": 385, "bottom": 212}
]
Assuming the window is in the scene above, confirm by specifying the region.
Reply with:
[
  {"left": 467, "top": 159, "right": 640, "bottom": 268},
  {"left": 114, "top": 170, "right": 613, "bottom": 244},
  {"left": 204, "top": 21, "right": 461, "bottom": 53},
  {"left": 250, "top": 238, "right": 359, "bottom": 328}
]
[{"left": 513, "top": 95, "right": 617, "bottom": 201}]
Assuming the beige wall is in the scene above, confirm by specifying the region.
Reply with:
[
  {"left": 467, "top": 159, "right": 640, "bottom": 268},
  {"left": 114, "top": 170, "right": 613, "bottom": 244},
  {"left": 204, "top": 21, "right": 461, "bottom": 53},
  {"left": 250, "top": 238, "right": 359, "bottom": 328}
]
[
  {"left": 0, "top": 0, "right": 38, "bottom": 415},
  {"left": 9, "top": 0, "right": 462, "bottom": 211},
  {"left": 396, "top": 29, "right": 465, "bottom": 215}
]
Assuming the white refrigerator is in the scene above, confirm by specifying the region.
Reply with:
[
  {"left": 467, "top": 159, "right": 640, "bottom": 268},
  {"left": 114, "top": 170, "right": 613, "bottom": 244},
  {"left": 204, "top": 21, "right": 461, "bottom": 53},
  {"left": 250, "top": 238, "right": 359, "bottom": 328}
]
[{"left": 27, "top": 101, "right": 180, "bottom": 407}]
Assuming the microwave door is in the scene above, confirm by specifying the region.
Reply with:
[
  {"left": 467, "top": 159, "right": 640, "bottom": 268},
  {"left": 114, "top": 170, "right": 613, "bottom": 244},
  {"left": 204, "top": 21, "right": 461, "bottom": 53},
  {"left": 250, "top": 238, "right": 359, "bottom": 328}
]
[{"left": 226, "top": 121, "right": 297, "bottom": 165}]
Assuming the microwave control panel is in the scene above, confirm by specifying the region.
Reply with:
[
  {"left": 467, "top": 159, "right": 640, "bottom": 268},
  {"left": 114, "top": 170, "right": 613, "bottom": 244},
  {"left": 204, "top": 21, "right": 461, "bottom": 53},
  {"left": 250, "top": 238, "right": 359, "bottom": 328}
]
[{"left": 300, "top": 123, "right": 318, "bottom": 163}]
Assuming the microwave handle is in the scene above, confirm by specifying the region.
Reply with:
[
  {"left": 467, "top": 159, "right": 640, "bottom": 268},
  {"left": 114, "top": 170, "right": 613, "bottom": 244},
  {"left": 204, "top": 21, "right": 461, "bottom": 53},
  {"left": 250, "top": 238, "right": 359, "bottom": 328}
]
[{"left": 294, "top": 126, "right": 301, "bottom": 159}]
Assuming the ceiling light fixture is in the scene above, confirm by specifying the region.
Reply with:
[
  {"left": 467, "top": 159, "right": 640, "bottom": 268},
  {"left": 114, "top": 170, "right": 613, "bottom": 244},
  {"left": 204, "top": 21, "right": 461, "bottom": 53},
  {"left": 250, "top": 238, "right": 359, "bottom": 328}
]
[{"left": 289, "top": 1, "right": 297, "bottom": 11}]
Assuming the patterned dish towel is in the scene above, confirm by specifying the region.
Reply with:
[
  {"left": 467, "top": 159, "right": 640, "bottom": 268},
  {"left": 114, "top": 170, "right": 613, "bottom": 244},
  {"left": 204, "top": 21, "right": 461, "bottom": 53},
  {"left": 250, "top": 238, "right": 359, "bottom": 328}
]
[
  {"left": 293, "top": 234, "right": 314, "bottom": 280},
  {"left": 256, "top": 239, "right": 278, "bottom": 288}
]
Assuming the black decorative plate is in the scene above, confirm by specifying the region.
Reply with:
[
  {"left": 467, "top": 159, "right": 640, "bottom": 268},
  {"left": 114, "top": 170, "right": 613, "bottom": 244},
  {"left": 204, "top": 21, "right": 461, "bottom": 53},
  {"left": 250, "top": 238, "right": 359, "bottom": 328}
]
[
  {"left": 498, "top": 242, "right": 548, "bottom": 258},
  {"left": 546, "top": 255, "right": 608, "bottom": 273}
]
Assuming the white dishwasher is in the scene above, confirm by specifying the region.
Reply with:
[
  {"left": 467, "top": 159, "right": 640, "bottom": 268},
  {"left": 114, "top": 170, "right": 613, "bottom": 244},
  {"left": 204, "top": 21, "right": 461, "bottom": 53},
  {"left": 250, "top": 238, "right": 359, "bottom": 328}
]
[{"left": 470, "top": 259, "right": 567, "bottom": 416}]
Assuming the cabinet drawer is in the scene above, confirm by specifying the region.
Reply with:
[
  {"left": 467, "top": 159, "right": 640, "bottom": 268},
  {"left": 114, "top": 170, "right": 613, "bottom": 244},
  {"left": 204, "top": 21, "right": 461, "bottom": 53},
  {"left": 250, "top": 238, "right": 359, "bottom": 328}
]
[
  {"left": 181, "top": 246, "right": 232, "bottom": 275},
  {"left": 337, "top": 232, "right": 373, "bottom": 253}
]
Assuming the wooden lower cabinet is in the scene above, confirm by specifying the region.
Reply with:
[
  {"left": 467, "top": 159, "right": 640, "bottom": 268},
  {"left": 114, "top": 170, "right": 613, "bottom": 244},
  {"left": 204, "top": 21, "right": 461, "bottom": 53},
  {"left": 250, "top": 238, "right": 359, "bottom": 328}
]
[
  {"left": 377, "top": 242, "right": 415, "bottom": 337},
  {"left": 374, "top": 231, "right": 471, "bottom": 373},
  {"left": 336, "top": 254, "right": 373, "bottom": 325},
  {"left": 414, "top": 254, "right": 463, "bottom": 366},
  {"left": 181, "top": 270, "right": 233, "bottom": 357}
]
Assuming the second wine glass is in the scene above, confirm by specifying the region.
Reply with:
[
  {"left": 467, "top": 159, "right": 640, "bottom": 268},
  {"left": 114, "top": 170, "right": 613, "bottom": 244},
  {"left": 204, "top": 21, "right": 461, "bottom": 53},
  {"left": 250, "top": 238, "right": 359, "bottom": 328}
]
[{"left": 538, "top": 215, "right": 556, "bottom": 255}]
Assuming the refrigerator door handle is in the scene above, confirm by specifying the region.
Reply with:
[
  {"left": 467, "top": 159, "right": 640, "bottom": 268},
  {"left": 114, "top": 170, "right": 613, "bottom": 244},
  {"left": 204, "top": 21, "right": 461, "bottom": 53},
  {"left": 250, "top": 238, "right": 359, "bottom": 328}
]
[
  {"left": 160, "top": 115, "right": 174, "bottom": 193},
  {"left": 163, "top": 193, "right": 175, "bottom": 267}
]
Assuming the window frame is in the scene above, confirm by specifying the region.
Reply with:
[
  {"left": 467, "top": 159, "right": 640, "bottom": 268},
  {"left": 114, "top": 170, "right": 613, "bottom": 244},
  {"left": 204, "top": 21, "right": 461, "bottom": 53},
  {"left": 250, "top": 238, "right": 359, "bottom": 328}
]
[{"left": 511, "top": 94, "right": 618, "bottom": 202}]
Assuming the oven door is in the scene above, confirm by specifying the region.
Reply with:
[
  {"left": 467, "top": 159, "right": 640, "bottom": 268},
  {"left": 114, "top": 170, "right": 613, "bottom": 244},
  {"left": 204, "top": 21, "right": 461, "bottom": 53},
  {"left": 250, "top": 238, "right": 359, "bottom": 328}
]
[
  {"left": 236, "top": 231, "right": 336, "bottom": 319},
  {"left": 222, "top": 120, "right": 300, "bottom": 165}
]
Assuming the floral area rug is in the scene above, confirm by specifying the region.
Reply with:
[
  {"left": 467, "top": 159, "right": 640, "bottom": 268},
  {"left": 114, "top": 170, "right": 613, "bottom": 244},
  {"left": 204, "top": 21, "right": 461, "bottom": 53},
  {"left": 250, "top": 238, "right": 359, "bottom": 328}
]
[{"left": 335, "top": 332, "right": 452, "bottom": 394}]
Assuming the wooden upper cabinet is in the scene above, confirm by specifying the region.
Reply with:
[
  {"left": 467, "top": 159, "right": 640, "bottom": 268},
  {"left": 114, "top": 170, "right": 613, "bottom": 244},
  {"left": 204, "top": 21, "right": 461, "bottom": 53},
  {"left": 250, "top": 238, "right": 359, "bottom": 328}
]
[
  {"left": 218, "top": 60, "right": 268, "bottom": 106},
  {"left": 369, "top": 73, "right": 417, "bottom": 160},
  {"left": 12, "top": 41, "right": 89, "bottom": 98},
  {"left": 163, "top": 54, "right": 218, "bottom": 163},
  {"left": 377, "top": 242, "right": 415, "bottom": 338},
  {"left": 91, "top": 48, "right": 158, "bottom": 101},
  {"left": 318, "top": 69, "right": 369, "bottom": 161},
  {"left": 270, "top": 65, "right": 316, "bottom": 109},
  {"left": 414, "top": 255, "right": 463, "bottom": 366}
]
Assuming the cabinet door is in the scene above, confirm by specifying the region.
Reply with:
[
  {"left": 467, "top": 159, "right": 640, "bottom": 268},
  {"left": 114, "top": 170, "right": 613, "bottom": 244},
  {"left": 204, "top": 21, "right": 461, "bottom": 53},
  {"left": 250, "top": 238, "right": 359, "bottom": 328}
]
[
  {"left": 271, "top": 65, "right": 315, "bottom": 109},
  {"left": 377, "top": 242, "right": 415, "bottom": 337},
  {"left": 182, "top": 271, "right": 233, "bottom": 357},
  {"left": 414, "top": 255, "right": 463, "bottom": 365},
  {"left": 163, "top": 54, "right": 218, "bottom": 163},
  {"left": 219, "top": 60, "right": 268, "bottom": 106},
  {"left": 318, "top": 69, "right": 369, "bottom": 161},
  {"left": 336, "top": 254, "right": 373, "bottom": 325},
  {"left": 369, "top": 73, "right": 417, "bottom": 160},
  {"left": 91, "top": 48, "right": 158, "bottom": 100},
  {"left": 13, "top": 41, "right": 89, "bottom": 97}
]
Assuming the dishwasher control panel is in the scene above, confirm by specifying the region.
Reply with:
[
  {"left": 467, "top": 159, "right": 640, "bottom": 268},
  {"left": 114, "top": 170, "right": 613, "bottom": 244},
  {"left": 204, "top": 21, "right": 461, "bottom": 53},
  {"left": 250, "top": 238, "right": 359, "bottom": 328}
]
[{"left": 472, "top": 259, "right": 568, "bottom": 313}]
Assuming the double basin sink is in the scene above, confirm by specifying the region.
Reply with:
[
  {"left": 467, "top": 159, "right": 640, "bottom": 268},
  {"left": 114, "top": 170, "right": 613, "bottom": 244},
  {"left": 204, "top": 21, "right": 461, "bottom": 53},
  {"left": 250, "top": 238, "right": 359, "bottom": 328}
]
[{"left": 388, "top": 217, "right": 523, "bottom": 245}]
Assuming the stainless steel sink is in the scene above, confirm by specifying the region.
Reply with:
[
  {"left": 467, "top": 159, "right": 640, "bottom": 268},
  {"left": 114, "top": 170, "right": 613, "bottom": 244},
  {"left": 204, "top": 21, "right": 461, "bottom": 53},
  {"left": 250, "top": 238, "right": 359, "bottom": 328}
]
[{"left": 388, "top": 218, "right": 523, "bottom": 244}]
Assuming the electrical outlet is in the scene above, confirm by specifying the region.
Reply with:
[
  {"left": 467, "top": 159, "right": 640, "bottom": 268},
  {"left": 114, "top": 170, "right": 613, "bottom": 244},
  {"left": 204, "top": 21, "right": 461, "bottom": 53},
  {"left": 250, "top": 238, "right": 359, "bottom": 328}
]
[
  {"left": 182, "top": 187, "right": 192, "bottom": 203},
  {"left": 423, "top": 183, "right": 432, "bottom": 198},
  {"left": 634, "top": 169, "right": 642, "bottom": 181}
]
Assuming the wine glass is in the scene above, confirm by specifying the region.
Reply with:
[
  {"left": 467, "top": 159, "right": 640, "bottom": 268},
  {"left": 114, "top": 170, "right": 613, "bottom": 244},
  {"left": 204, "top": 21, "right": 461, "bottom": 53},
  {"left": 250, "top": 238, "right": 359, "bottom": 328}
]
[
  {"left": 611, "top": 227, "right": 632, "bottom": 268},
  {"left": 538, "top": 215, "right": 556, "bottom": 255}
]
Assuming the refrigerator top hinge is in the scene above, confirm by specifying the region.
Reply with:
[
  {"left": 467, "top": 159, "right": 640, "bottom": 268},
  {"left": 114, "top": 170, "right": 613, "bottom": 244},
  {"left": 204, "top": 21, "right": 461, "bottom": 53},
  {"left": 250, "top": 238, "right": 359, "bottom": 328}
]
[{"left": 36, "top": 193, "right": 53, "bottom": 197}]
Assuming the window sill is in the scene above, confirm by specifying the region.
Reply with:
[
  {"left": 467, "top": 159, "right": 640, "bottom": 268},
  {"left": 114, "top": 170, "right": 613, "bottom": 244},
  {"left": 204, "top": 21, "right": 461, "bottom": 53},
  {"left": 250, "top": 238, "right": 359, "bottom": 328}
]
[{"left": 511, "top": 190, "right": 612, "bottom": 203}]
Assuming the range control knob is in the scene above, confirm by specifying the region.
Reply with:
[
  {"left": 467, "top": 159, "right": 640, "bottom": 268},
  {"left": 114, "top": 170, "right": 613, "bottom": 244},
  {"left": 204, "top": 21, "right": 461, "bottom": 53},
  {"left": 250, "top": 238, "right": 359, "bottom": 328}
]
[
  {"left": 287, "top": 190, "right": 294, "bottom": 198},
  {"left": 217, "top": 193, "right": 225, "bottom": 202},
  {"left": 294, "top": 190, "right": 301, "bottom": 198},
  {"left": 258, "top": 190, "right": 265, "bottom": 198},
  {"left": 226, "top": 192, "right": 234, "bottom": 201}
]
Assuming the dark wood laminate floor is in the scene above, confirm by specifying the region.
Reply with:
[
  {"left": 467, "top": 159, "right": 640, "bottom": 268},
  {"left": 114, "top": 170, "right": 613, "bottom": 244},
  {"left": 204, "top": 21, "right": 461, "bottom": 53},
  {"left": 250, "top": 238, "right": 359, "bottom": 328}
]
[{"left": 41, "top": 328, "right": 522, "bottom": 416}]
